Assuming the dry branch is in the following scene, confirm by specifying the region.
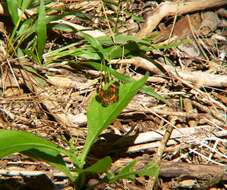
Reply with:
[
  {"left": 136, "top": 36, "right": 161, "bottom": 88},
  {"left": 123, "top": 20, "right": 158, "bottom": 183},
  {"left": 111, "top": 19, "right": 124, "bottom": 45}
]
[
  {"left": 146, "top": 116, "right": 175, "bottom": 189},
  {"left": 137, "top": 0, "right": 227, "bottom": 38},
  {"left": 111, "top": 57, "right": 227, "bottom": 88},
  {"left": 160, "top": 162, "right": 226, "bottom": 189}
]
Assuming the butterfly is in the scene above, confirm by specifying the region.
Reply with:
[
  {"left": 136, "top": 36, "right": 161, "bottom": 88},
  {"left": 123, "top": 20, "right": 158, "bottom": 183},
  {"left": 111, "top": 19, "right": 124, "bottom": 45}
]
[{"left": 96, "top": 82, "right": 120, "bottom": 107}]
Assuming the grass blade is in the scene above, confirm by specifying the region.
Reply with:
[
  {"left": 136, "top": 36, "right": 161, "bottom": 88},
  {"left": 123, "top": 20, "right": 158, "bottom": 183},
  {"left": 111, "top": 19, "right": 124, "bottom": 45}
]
[
  {"left": 36, "top": 0, "right": 47, "bottom": 60},
  {"left": 6, "top": 0, "right": 19, "bottom": 25}
]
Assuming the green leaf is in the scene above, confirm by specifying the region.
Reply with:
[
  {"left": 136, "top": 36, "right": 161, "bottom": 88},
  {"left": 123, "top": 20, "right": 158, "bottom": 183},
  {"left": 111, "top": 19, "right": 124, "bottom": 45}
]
[
  {"left": 84, "top": 156, "right": 112, "bottom": 174},
  {"left": 17, "top": 18, "right": 35, "bottom": 37},
  {"left": 99, "top": 40, "right": 144, "bottom": 60},
  {"left": 117, "top": 160, "right": 136, "bottom": 179},
  {"left": 24, "top": 149, "right": 73, "bottom": 181},
  {"left": 6, "top": 0, "right": 19, "bottom": 25},
  {"left": 132, "top": 14, "right": 144, "bottom": 23},
  {"left": 107, "top": 160, "right": 159, "bottom": 183},
  {"left": 0, "top": 130, "right": 62, "bottom": 157},
  {"left": 0, "top": 130, "right": 74, "bottom": 180},
  {"left": 103, "top": 45, "right": 124, "bottom": 60},
  {"left": 108, "top": 160, "right": 137, "bottom": 183},
  {"left": 23, "top": 65, "right": 48, "bottom": 87},
  {"left": 79, "top": 32, "right": 107, "bottom": 61},
  {"left": 36, "top": 0, "right": 47, "bottom": 60},
  {"left": 142, "top": 86, "right": 166, "bottom": 103},
  {"left": 51, "top": 24, "right": 74, "bottom": 33},
  {"left": 97, "top": 34, "right": 149, "bottom": 46},
  {"left": 21, "top": 0, "right": 33, "bottom": 10},
  {"left": 80, "top": 74, "right": 148, "bottom": 167},
  {"left": 137, "top": 160, "right": 159, "bottom": 178},
  {"left": 76, "top": 156, "right": 112, "bottom": 188},
  {"left": 73, "top": 47, "right": 102, "bottom": 60}
]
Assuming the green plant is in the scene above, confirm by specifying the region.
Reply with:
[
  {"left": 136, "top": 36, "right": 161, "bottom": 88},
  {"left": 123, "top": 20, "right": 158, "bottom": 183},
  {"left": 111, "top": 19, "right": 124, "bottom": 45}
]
[
  {"left": 42, "top": 30, "right": 166, "bottom": 102},
  {"left": 5, "top": 0, "right": 89, "bottom": 62},
  {"left": 6, "top": 0, "right": 47, "bottom": 61},
  {"left": 0, "top": 74, "right": 159, "bottom": 189},
  {"left": 2, "top": 2, "right": 161, "bottom": 188}
]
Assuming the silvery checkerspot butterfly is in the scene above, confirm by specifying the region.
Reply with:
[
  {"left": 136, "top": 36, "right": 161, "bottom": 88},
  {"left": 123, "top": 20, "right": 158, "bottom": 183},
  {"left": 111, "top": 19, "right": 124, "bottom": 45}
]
[{"left": 96, "top": 82, "right": 120, "bottom": 107}]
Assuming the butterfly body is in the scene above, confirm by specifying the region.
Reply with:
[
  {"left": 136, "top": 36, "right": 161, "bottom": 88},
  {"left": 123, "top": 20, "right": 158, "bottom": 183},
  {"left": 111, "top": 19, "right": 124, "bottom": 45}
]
[{"left": 96, "top": 82, "right": 120, "bottom": 107}]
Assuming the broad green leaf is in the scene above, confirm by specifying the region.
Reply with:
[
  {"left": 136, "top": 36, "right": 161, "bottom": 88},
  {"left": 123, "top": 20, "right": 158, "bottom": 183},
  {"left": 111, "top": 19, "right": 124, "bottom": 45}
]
[
  {"left": 73, "top": 48, "right": 101, "bottom": 60},
  {"left": 0, "top": 130, "right": 63, "bottom": 158},
  {"left": 21, "top": 0, "right": 33, "bottom": 10},
  {"left": 17, "top": 0, "right": 23, "bottom": 7},
  {"left": 103, "top": 41, "right": 144, "bottom": 60},
  {"left": 84, "top": 156, "right": 112, "bottom": 174},
  {"left": 51, "top": 24, "right": 74, "bottom": 32},
  {"left": 95, "top": 36, "right": 115, "bottom": 46},
  {"left": 6, "top": 0, "right": 19, "bottom": 25},
  {"left": 108, "top": 160, "right": 137, "bottom": 183},
  {"left": 97, "top": 34, "right": 149, "bottom": 46},
  {"left": 80, "top": 74, "right": 148, "bottom": 166},
  {"left": 79, "top": 32, "right": 107, "bottom": 60},
  {"left": 45, "top": 44, "right": 102, "bottom": 63},
  {"left": 36, "top": 0, "right": 47, "bottom": 59},
  {"left": 137, "top": 160, "right": 159, "bottom": 178},
  {"left": 117, "top": 160, "right": 136, "bottom": 179},
  {"left": 103, "top": 43, "right": 139, "bottom": 60},
  {"left": 103, "top": 45, "right": 124, "bottom": 60},
  {"left": 76, "top": 156, "right": 112, "bottom": 188},
  {"left": 0, "top": 130, "right": 74, "bottom": 180}
]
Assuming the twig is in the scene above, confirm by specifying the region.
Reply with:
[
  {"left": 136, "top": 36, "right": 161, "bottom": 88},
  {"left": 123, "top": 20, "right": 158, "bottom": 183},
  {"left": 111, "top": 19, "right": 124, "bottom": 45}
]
[
  {"left": 146, "top": 116, "right": 176, "bottom": 189},
  {"left": 0, "top": 169, "right": 64, "bottom": 177}
]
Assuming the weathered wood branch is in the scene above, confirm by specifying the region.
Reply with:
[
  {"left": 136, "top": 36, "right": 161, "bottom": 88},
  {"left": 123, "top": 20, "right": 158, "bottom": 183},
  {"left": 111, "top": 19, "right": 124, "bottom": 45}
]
[
  {"left": 137, "top": 0, "right": 227, "bottom": 38},
  {"left": 111, "top": 57, "right": 227, "bottom": 88},
  {"left": 160, "top": 162, "right": 227, "bottom": 189}
]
